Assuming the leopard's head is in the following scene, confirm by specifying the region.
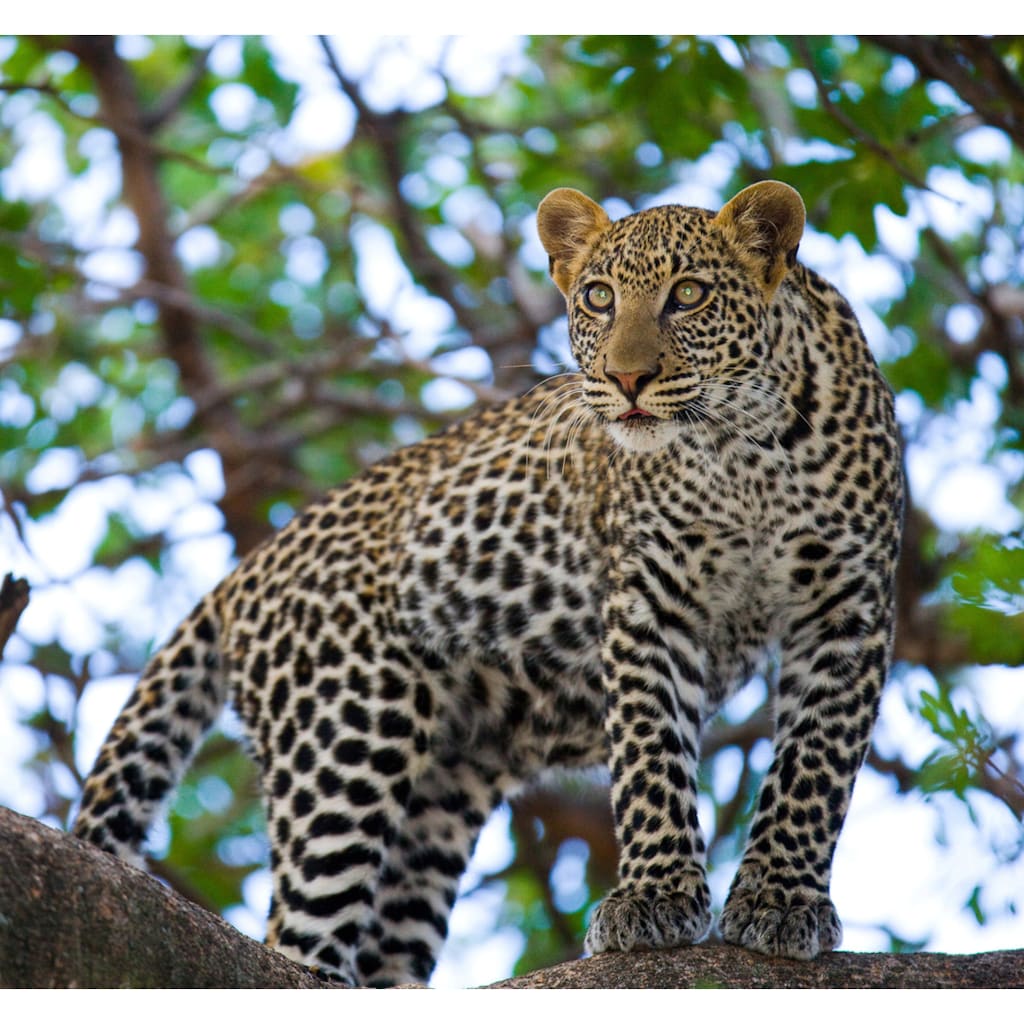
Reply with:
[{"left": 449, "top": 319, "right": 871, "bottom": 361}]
[{"left": 536, "top": 181, "right": 805, "bottom": 453}]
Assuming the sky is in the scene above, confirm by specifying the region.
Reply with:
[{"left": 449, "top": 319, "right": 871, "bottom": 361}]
[{"left": 1, "top": 33, "right": 1023, "bottom": 987}]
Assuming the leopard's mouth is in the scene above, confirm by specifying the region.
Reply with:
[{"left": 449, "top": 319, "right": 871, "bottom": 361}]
[{"left": 605, "top": 413, "right": 683, "bottom": 453}]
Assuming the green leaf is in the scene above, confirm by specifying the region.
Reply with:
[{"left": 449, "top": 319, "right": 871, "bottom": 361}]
[
  {"left": 965, "top": 886, "right": 987, "bottom": 926},
  {"left": 883, "top": 338, "right": 957, "bottom": 408}
]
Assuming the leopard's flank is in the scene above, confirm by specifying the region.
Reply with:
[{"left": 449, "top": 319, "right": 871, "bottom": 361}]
[{"left": 74, "top": 181, "right": 903, "bottom": 985}]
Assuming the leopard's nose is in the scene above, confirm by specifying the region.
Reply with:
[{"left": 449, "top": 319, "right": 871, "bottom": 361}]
[{"left": 605, "top": 362, "right": 662, "bottom": 403}]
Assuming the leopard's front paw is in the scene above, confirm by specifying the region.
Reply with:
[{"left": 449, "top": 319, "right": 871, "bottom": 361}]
[
  {"left": 585, "top": 880, "right": 712, "bottom": 954},
  {"left": 720, "top": 883, "right": 841, "bottom": 961}
]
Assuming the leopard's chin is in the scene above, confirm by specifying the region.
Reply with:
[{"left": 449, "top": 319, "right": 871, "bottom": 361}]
[{"left": 604, "top": 415, "right": 684, "bottom": 453}]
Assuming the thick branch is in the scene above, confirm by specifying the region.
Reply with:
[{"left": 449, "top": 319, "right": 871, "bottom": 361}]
[
  {"left": 63, "top": 37, "right": 213, "bottom": 393},
  {"left": 3, "top": 806, "right": 1020, "bottom": 989},
  {"left": 55, "top": 36, "right": 279, "bottom": 557},
  {"left": 490, "top": 944, "right": 1024, "bottom": 989},
  {"left": 0, "top": 807, "right": 332, "bottom": 988}
]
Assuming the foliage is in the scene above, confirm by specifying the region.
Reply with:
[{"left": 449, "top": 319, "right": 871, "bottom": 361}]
[{"left": 1, "top": 35, "right": 1022, "bottom": 983}]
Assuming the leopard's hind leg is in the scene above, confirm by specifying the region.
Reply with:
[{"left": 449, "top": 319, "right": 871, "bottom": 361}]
[
  {"left": 259, "top": 721, "right": 427, "bottom": 983},
  {"left": 354, "top": 755, "right": 508, "bottom": 987}
]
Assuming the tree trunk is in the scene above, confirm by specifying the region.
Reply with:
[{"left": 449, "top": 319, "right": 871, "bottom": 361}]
[{"left": 1, "top": 806, "right": 1020, "bottom": 989}]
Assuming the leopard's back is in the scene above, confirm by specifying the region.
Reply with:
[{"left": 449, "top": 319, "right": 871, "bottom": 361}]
[{"left": 222, "top": 383, "right": 614, "bottom": 779}]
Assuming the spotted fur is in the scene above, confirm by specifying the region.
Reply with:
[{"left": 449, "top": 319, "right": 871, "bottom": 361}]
[{"left": 73, "top": 181, "right": 902, "bottom": 984}]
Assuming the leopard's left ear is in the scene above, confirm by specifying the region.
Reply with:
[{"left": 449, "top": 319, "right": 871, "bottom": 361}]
[
  {"left": 537, "top": 188, "right": 612, "bottom": 296},
  {"left": 714, "top": 181, "right": 805, "bottom": 295}
]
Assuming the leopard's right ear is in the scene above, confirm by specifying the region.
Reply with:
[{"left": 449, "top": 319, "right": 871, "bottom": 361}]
[{"left": 536, "top": 188, "right": 611, "bottom": 296}]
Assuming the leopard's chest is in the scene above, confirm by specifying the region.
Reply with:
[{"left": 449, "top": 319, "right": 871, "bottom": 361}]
[
  {"left": 392, "top": 424, "right": 837, "bottom": 739},
  {"left": 603, "top": 446, "right": 814, "bottom": 685}
]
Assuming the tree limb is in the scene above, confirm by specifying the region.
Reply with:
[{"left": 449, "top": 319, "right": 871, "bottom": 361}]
[
  {"left": 868, "top": 36, "right": 1024, "bottom": 153},
  {"left": 0, "top": 806, "right": 332, "bottom": 988},
  {"left": 794, "top": 39, "right": 932, "bottom": 193},
  {"left": 142, "top": 42, "right": 216, "bottom": 133},
  {"left": 0, "top": 574, "right": 29, "bottom": 660},
  {"left": 3, "top": 806, "right": 1020, "bottom": 989},
  {"left": 315, "top": 36, "right": 542, "bottom": 394},
  {"left": 489, "top": 943, "right": 1024, "bottom": 989},
  {"left": 62, "top": 37, "right": 214, "bottom": 392},
  {"left": 55, "top": 35, "right": 282, "bottom": 557}
]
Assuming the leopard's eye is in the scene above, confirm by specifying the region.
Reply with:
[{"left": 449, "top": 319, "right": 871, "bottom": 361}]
[
  {"left": 669, "top": 279, "right": 708, "bottom": 311},
  {"left": 583, "top": 282, "right": 615, "bottom": 313}
]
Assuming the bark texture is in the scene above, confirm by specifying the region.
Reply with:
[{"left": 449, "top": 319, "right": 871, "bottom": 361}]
[
  {"left": 0, "top": 806, "right": 331, "bottom": 988},
  {"left": 491, "top": 944, "right": 1024, "bottom": 989},
  {"left": 2, "top": 806, "right": 1020, "bottom": 989}
]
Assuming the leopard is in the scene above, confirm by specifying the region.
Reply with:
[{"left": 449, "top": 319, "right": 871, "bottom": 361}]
[{"left": 72, "top": 180, "right": 903, "bottom": 987}]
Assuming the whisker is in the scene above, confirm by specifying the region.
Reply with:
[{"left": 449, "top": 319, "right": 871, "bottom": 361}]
[
  {"left": 525, "top": 375, "right": 591, "bottom": 481},
  {"left": 687, "top": 379, "right": 805, "bottom": 492},
  {"left": 717, "top": 376, "right": 814, "bottom": 436},
  {"left": 682, "top": 402, "right": 721, "bottom": 477}
]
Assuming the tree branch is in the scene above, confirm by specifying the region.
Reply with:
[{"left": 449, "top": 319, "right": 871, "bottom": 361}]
[
  {"left": 0, "top": 574, "right": 29, "bottom": 660},
  {"left": 794, "top": 39, "right": 932, "bottom": 193},
  {"left": 55, "top": 35, "right": 282, "bottom": 557},
  {"left": 490, "top": 943, "right": 1024, "bottom": 989},
  {"left": 0, "top": 806, "right": 333, "bottom": 988},
  {"left": 4, "top": 805, "right": 1019, "bottom": 989},
  {"left": 315, "top": 36, "right": 543, "bottom": 394},
  {"left": 61, "top": 36, "right": 218, "bottom": 386},
  {"left": 868, "top": 36, "right": 1024, "bottom": 153},
  {"left": 142, "top": 42, "right": 215, "bottom": 132},
  {"left": 316, "top": 37, "right": 466, "bottom": 314}
]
